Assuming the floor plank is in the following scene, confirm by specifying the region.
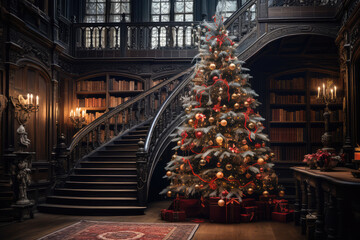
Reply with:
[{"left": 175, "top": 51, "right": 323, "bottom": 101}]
[{"left": 0, "top": 201, "right": 305, "bottom": 240}]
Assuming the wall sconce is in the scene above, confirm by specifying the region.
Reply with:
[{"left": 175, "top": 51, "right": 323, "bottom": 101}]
[
  {"left": 10, "top": 94, "right": 39, "bottom": 150},
  {"left": 70, "top": 107, "right": 86, "bottom": 129}
]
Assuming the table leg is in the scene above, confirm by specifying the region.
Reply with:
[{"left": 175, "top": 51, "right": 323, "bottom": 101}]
[
  {"left": 315, "top": 179, "right": 324, "bottom": 240},
  {"left": 294, "top": 178, "right": 301, "bottom": 226},
  {"left": 300, "top": 180, "right": 308, "bottom": 235}
]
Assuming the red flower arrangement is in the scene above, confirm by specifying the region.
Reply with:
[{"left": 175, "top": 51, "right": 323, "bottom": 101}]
[{"left": 303, "top": 149, "right": 344, "bottom": 171}]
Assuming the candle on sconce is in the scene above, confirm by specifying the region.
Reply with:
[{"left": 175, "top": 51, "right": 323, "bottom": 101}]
[
  {"left": 323, "top": 83, "right": 325, "bottom": 96},
  {"left": 82, "top": 110, "right": 85, "bottom": 118},
  {"left": 27, "top": 93, "right": 30, "bottom": 105},
  {"left": 30, "top": 94, "right": 33, "bottom": 104},
  {"left": 331, "top": 89, "right": 334, "bottom": 99},
  {"left": 317, "top": 87, "right": 320, "bottom": 98},
  {"left": 36, "top": 95, "right": 39, "bottom": 106},
  {"left": 334, "top": 86, "right": 337, "bottom": 98},
  {"left": 70, "top": 109, "right": 74, "bottom": 117}
]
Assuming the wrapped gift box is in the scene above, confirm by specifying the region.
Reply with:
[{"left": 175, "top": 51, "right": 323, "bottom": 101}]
[
  {"left": 259, "top": 194, "right": 277, "bottom": 203},
  {"left": 255, "top": 201, "right": 271, "bottom": 220},
  {"left": 169, "top": 197, "right": 202, "bottom": 218},
  {"left": 240, "top": 213, "right": 252, "bottom": 222},
  {"left": 161, "top": 209, "right": 186, "bottom": 222},
  {"left": 209, "top": 197, "right": 241, "bottom": 223},
  {"left": 241, "top": 198, "right": 255, "bottom": 207},
  {"left": 272, "top": 210, "right": 294, "bottom": 222},
  {"left": 243, "top": 206, "right": 258, "bottom": 221}
]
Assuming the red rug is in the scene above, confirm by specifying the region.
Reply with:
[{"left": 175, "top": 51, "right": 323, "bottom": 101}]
[{"left": 38, "top": 220, "right": 199, "bottom": 240}]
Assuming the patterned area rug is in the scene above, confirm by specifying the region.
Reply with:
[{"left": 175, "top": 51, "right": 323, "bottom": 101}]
[{"left": 38, "top": 220, "right": 199, "bottom": 240}]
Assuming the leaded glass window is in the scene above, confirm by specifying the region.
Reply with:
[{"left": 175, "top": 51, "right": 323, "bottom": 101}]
[
  {"left": 223, "top": 0, "right": 237, "bottom": 20},
  {"left": 151, "top": 0, "right": 194, "bottom": 49},
  {"left": 85, "top": 0, "right": 106, "bottom": 23},
  {"left": 110, "top": 0, "right": 131, "bottom": 22}
]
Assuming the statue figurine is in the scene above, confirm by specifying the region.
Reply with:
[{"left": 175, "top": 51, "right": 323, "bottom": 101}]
[
  {"left": 17, "top": 125, "right": 31, "bottom": 150},
  {"left": 16, "top": 158, "right": 31, "bottom": 204}
]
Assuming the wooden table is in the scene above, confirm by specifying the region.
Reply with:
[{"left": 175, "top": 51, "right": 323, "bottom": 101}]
[{"left": 291, "top": 167, "right": 360, "bottom": 240}]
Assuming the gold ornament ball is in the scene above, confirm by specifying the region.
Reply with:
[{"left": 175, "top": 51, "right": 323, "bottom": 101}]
[
  {"left": 242, "top": 139, "right": 247, "bottom": 145},
  {"left": 217, "top": 96, "right": 222, "bottom": 102},
  {"left": 222, "top": 105, "right": 227, "bottom": 111},
  {"left": 279, "top": 190, "right": 285, "bottom": 197},
  {"left": 209, "top": 63, "right": 216, "bottom": 70},
  {"left": 209, "top": 117, "right": 215, "bottom": 123},
  {"left": 229, "top": 63, "right": 236, "bottom": 71},
  {"left": 241, "top": 145, "right": 249, "bottom": 151},
  {"left": 228, "top": 175, "right": 235, "bottom": 180},
  {"left": 172, "top": 153, "right": 177, "bottom": 159},
  {"left": 257, "top": 158, "right": 265, "bottom": 165},
  {"left": 218, "top": 199, "right": 225, "bottom": 207},
  {"left": 167, "top": 191, "right": 172, "bottom": 197},
  {"left": 219, "top": 87, "right": 223, "bottom": 93},
  {"left": 246, "top": 173, "right": 252, "bottom": 179},
  {"left": 180, "top": 164, "right": 185, "bottom": 171},
  {"left": 248, "top": 122, "right": 255, "bottom": 129},
  {"left": 247, "top": 188, "right": 254, "bottom": 195},
  {"left": 166, "top": 171, "right": 172, "bottom": 177},
  {"left": 234, "top": 103, "right": 240, "bottom": 109},
  {"left": 238, "top": 167, "right": 245, "bottom": 174},
  {"left": 225, "top": 163, "right": 232, "bottom": 171},
  {"left": 188, "top": 119, "right": 194, "bottom": 125},
  {"left": 195, "top": 113, "right": 201, "bottom": 119},
  {"left": 185, "top": 108, "right": 190, "bottom": 114},
  {"left": 220, "top": 119, "right": 227, "bottom": 127},
  {"left": 208, "top": 140, "right": 214, "bottom": 145},
  {"left": 263, "top": 191, "right": 269, "bottom": 197},
  {"left": 216, "top": 136, "right": 223, "bottom": 144},
  {"left": 216, "top": 171, "right": 224, "bottom": 179},
  {"left": 199, "top": 159, "right": 207, "bottom": 166},
  {"left": 232, "top": 93, "right": 238, "bottom": 100},
  {"left": 195, "top": 184, "right": 200, "bottom": 190},
  {"left": 244, "top": 101, "right": 250, "bottom": 108},
  {"left": 177, "top": 141, "right": 182, "bottom": 146},
  {"left": 180, "top": 145, "right": 186, "bottom": 151},
  {"left": 270, "top": 152, "right": 275, "bottom": 158}
]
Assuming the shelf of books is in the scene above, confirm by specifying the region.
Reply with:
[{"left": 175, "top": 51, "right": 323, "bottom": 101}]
[
  {"left": 75, "top": 74, "right": 145, "bottom": 126},
  {"left": 267, "top": 69, "right": 343, "bottom": 163}
]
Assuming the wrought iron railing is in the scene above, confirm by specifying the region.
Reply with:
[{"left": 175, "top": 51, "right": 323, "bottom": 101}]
[
  {"left": 268, "top": 0, "right": 339, "bottom": 8},
  {"left": 224, "top": 0, "right": 257, "bottom": 42},
  {"left": 64, "top": 68, "right": 193, "bottom": 175},
  {"left": 73, "top": 21, "right": 200, "bottom": 52},
  {"left": 136, "top": 67, "right": 194, "bottom": 205}
]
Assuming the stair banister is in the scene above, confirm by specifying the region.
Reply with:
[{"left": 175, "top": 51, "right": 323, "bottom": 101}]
[
  {"left": 140, "top": 66, "right": 194, "bottom": 203},
  {"left": 64, "top": 68, "right": 194, "bottom": 179}
]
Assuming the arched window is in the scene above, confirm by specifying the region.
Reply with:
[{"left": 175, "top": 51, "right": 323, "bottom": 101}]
[
  {"left": 84, "top": 0, "right": 131, "bottom": 48},
  {"left": 151, "top": 0, "right": 194, "bottom": 49}
]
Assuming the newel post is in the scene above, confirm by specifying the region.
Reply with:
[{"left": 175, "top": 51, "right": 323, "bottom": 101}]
[
  {"left": 51, "top": 133, "right": 68, "bottom": 186},
  {"left": 136, "top": 139, "right": 148, "bottom": 207}
]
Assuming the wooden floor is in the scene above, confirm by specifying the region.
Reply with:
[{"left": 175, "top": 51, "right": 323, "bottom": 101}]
[{"left": 0, "top": 201, "right": 305, "bottom": 240}]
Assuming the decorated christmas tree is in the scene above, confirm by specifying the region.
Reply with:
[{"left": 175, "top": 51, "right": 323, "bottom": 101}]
[{"left": 162, "top": 2, "right": 283, "bottom": 206}]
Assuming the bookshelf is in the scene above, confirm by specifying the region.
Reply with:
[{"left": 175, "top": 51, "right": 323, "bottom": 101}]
[
  {"left": 266, "top": 69, "right": 344, "bottom": 162},
  {"left": 74, "top": 74, "right": 145, "bottom": 125}
]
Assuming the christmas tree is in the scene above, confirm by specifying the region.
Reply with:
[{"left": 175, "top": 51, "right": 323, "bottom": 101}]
[{"left": 162, "top": 2, "right": 283, "bottom": 206}]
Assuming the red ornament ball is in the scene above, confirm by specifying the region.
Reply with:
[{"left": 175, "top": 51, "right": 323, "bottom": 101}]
[
  {"left": 262, "top": 143, "right": 266, "bottom": 147},
  {"left": 217, "top": 162, "right": 221, "bottom": 168},
  {"left": 256, "top": 173, "right": 262, "bottom": 179},
  {"left": 195, "top": 131, "right": 203, "bottom": 138},
  {"left": 260, "top": 168, "right": 264, "bottom": 172},
  {"left": 247, "top": 98, "right": 252, "bottom": 103},
  {"left": 255, "top": 143, "right": 261, "bottom": 149},
  {"left": 222, "top": 190, "right": 228, "bottom": 196},
  {"left": 213, "top": 76, "right": 219, "bottom": 81}
]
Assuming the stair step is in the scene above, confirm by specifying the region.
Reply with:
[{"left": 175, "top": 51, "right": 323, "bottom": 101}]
[
  {"left": 80, "top": 161, "right": 136, "bottom": 168},
  {"left": 122, "top": 134, "right": 147, "bottom": 139},
  {"left": 88, "top": 155, "right": 136, "bottom": 161},
  {"left": 113, "top": 139, "right": 142, "bottom": 144},
  {"left": 65, "top": 181, "right": 137, "bottom": 189},
  {"left": 128, "top": 130, "right": 148, "bottom": 135},
  {"left": 55, "top": 188, "right": 137, "bottom": 197},
  {"left": 69, "top": 174, "right": 137, "bottom": 182},
  {"left": 46, "top": 196, "right": 138, "bottom": 206},
  {"left": 97, "top": 149, "right": 138, "bottom": 154},
  {"left": 74, "top": 168, "right": 137, "bottom": 175},
  {"left": 38, "top": 203, "right": 146, "bottom": 215}
]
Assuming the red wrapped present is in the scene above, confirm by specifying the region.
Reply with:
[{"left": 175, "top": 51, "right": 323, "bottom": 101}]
[
  {"left": 255, "top": 201, "right": 271, "bottom": 220},
  {"left": 241, "top": 198, "right": 255, "bottom": 207},
  {"left": 161, "top": 209, "right": 186, "bottom": 222},
  {"left": 243, "top": 206, "right": 258, "bottom": 221},
  {"left": 272, "top": 210, "right": 294, "bottom": 222},
  {"left": 273, "top": 199, "right": 289, "bottom": 213},
  {"left": 169, "top": 197, "right": 202, "bottom": 218},
  {"left": 240, "top": 214, "right": 252, "bottom": 222},
  {"left": 209, "top": 197, "right": 241, "bottom": 223}
]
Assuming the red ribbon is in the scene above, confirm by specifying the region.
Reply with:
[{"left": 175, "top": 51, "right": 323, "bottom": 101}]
[
  {"left": 226, "top": 198, "right": 240, "bottom": 205},
  {"left": 181, "top": 131, "right": 188, "bottom": 144}
]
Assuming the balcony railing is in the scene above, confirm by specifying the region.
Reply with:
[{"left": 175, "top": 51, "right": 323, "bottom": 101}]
[
  {"left": 73, "top": 21, "right": 200, "bottom": 57},
  {"left": 268, "top": 0, "right": 339, "bottom": 7}
]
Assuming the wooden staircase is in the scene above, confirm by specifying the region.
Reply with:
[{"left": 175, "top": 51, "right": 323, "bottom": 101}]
[{"left": 38, "top": 124, "right": 149, "bottom": 215}]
